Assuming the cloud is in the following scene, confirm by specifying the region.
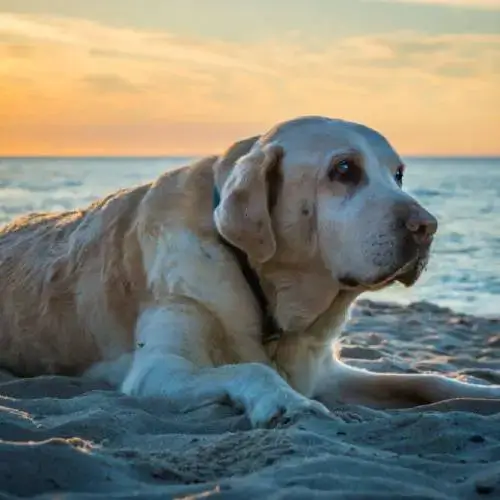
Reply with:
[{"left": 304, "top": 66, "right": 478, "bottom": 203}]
[
  {"left": 0, "top": 12, "right": 272, "bottom": 74},
  {"left": 0, "top": 12, "right": 499, "bottom": 155},
  {"left": 1, "top": 43, "right": 34, "bottom": 58},
  {"left": 0, "top": 12, "right": 80, "bottom": 44},
  {"left": 82, "top": 74, "right": 143, "bottom": 94},
  {"left": 369, "top": 0, "right": 500, "bottom": 9},
  {"left": 350, "top": 33, "right": 500, "bottom": 76}
]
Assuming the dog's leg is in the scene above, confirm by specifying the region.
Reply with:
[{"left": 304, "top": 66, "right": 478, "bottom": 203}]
[
  {"left": 315, "top": 357, "right": 500, "bottom": 410},
  {"left": 121, "top": 303, "right": 332, "bottom": 427}
]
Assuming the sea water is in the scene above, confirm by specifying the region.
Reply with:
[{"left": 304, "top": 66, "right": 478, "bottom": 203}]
[{"left": 1, "top": 156, "right": 499, "bottom": 317}]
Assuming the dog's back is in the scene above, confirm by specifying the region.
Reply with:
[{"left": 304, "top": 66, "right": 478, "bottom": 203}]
[{"left": 0, "top": 185, "right": 149, "bottom": 376}]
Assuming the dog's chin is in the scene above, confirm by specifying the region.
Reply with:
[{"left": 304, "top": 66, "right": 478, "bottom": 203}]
[
  {"left": 395, "top": 256, "right": 428, "bottom": 287},
  {"left": 340, "top": 255, "right": 428, "bottom": 292}
]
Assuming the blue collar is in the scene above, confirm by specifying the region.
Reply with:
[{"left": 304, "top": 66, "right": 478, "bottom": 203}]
[
  {"left": 213, "top": 186, "right": 282, "bottom": 343},
  {"left": 212, "top": 185, "right": 221, "bottom": 212}
]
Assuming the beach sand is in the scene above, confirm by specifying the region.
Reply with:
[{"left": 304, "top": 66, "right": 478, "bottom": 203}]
[{"left": 1, "top": 299, "right": 500, "bottom": 499}]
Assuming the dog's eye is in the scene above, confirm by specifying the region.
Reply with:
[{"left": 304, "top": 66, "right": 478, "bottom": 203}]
[
  {"left": 395, "top": 166, "right": 404, "bottom": 186},
  {"left": 328, "top": 159, "right": 359, "bottom": 184}
]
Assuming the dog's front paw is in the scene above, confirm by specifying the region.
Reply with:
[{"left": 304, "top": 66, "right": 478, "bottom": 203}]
[{"left": 248, "top": 389, "right": 334, "bottom": 428}]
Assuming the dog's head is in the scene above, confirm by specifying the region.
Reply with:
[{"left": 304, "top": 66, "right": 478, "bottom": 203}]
[{"left": 214, "top": 116, "right": 437, "bottom": 293}]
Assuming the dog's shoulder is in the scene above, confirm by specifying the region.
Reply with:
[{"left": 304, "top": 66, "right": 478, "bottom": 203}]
[
  {"left": 137, "top": 157, "right": 267, "bottom": 352},
  {"left": 137, "top": 156, "right": 219, "bottom": 237}
]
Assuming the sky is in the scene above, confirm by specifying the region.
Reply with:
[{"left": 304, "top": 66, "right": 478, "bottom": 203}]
[{"left": 0, "top": 0, "right": 499, "bottom": 156}]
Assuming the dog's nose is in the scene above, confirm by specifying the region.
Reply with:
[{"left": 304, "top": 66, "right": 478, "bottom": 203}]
[{"left": 405, "top": 207, "right": 438, "bottom": 245}]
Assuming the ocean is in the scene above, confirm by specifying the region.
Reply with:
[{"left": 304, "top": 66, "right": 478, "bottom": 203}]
[{"left": 1, "top": 156, "right": 499, "bottom": 317}]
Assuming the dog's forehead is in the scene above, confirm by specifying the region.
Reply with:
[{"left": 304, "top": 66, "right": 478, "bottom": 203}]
[
  {"left": 258, "top": 116, "right": 402, "bottom": 171},
  {"left": 353, "top": 123, "right": 403, "bottom": 170}
]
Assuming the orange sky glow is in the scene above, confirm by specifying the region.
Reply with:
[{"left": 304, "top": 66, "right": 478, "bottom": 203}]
[{"left": 0, "top": 1, "right": 499, "bottom": 156}]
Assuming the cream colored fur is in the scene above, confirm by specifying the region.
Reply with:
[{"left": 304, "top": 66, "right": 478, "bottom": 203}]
[{"left": 1, "top": 116, "right": 499, "bottom": 427}]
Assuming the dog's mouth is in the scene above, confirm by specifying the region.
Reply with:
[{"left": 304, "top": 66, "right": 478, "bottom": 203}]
[
  {"left": 395, "top": 255, "right": 429, "bottom": 287},
  {"left": 371, "top": 252, "right": 429, "bottom": 290},
  {"left": 340, "top": 253, "right": 429, "bottom": 291}
]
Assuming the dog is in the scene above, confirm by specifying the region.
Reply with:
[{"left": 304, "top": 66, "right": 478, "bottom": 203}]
[{"left": 1, "top": 116, "right": 499, "bottom": 427}]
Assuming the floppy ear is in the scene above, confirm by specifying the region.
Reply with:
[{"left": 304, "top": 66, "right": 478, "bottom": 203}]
[
  {"left": 214, "top": 135, "right": 260, "bottom": 186},
  {"left": 214, "top": 144, "right": 283, "bottom": 264}
]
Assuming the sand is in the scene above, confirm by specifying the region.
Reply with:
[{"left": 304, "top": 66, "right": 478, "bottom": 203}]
[{"left": 1, "top": 299, "right": 500, "bottom": 499}]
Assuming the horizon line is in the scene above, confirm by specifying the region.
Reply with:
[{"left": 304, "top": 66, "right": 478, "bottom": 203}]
[{"left": 1, "top": 154, "right": 499, "bottom": 161}]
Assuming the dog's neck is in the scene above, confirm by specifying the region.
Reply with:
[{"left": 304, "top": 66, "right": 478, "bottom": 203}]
[
  {"left": 213, "top": 183, "right": 358, "bottom": 343},
  {"left": 213, "top": 187, "right": 282, "bottom": 343},
  {"left": 262, "top": 282, "right": 358, "bottom": 394},
  {"left": 246, "top": 261, "right": 359, "bottom": 394},
  {"left": 258, "top": 264, "right": 358, "bottom": 337}
]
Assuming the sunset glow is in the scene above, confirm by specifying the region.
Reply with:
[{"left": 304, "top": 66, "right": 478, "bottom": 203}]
[{"left": 0, "top": 0, "right": 499, "bottom": 156}]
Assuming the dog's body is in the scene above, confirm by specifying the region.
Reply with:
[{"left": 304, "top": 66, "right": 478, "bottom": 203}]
[{"left": 1, "top": 116, "right": 499, "bottom": 426}]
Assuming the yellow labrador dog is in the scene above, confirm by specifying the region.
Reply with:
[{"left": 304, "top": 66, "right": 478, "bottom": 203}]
[{"left": 1, "top": 116, "right": 499, "bottom": 426}]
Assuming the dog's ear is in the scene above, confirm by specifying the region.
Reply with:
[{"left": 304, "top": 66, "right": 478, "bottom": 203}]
[
  {"left": 214, "top": 135, "right": 260, "bottom": 187},
  {"left": 214, "top": 143, "right": 283, "bottom": 264}
]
